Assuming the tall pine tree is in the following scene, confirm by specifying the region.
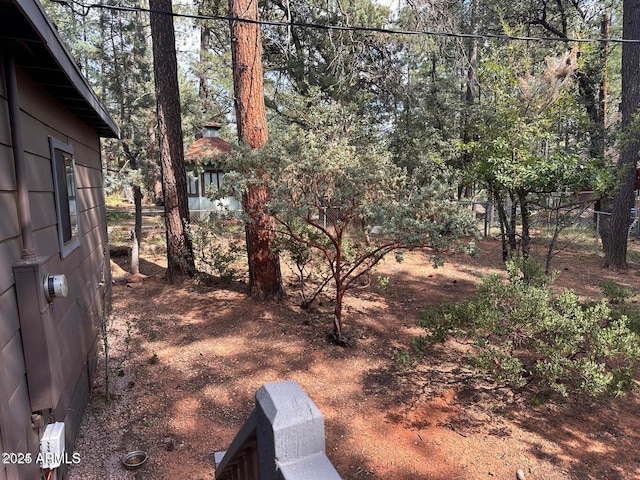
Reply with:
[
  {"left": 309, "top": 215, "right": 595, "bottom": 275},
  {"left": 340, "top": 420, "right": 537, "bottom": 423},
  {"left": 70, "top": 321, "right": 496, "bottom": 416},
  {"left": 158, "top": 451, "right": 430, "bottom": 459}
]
[
  {"left": 150, "top": 0, "right": 197, "bottom": 282},
  {"left": 229, "top": 0, "right": 283, "bottom": 299},
  {"left": 605, "top": 0, "right": 640, "bottom": 270}
]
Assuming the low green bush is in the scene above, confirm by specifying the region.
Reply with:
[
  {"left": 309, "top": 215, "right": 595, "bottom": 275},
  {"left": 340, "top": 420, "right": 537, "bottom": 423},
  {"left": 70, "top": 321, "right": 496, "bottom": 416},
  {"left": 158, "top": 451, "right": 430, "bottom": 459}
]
[
  {"left": 417, "top": 259, "right": 640, "bottom": 397},
  {"left": 186, "top": 212, "right": 244, "bottom": 281}
]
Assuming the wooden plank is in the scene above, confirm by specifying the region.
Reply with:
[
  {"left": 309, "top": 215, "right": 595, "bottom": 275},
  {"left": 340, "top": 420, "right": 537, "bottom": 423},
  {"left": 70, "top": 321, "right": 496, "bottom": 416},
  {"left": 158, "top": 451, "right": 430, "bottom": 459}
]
[
  {"left": 12, "top": 431, "right": 39, "bottom": 480},
  {"left": 24, "top": 151, "right": 53, "bottom": 192},
  {"left": 80, "top": 205, "right": 107, "bottom": 233},
  {"left": 75, "top": 164, "right": 104, "bottom": 187},
  {"left": 79, "top": 243, "right": 106, "bottom": 285},
  {"left": 0, "top": 278, "right": 21, "bottom": 480},
  {"left": 27, "top": 191, "right": 56, "bottom": 231},
  {"left": 0, "top": 349, "right": 18, "bottom": 480},
  {"left": 59, "top": 358, "right": 91, "bottom": 454},
  {"left": 0, "top": 288, "right": 19, "bottom": 351},
  {"left": 16, "top": 67, "right": 96, "bottom": 145},
  {"left": 0, "top": 333, "right": 27, "bottom": 399},
  {"left": 6, "top": 378, "right": 30, "bottom": 453},
  {"left": 79, "top": 224, "right": 106, "bottom": 259},
  {"left": 71, "top": 142, "right": 101, "bottom": 170},
  {"left": 0, "top": 56, "right": 4, "bottom": 96},
  {"left": 19, "top": 113, "right": 52, "bottom": 159},
  {"left": 0, "top": 238, "right": 20, "bottom": 293},
  {"left": 32, "top": 224, "right": 60, "bottom": 259},
  {"left": 0, "top": 193, "right": 19, "bottom": 242},
  {"left": 0, "top": 146, "right": 16, "bottom": 192},
  {"left": 56, "top": 320, "right": 79, "bottom": 414},
  {"left": 0, "top": 74, "right": 9, "bottom": 145},
  {"left": 77, "top": 186, "right": 105, "bottom": 212}
]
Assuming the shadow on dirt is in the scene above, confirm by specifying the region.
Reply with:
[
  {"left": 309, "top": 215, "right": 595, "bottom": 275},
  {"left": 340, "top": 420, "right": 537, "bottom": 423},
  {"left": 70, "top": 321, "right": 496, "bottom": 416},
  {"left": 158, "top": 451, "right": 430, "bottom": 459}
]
[{"left": 72, "top": 239, "right": 640, "bottom": 480}]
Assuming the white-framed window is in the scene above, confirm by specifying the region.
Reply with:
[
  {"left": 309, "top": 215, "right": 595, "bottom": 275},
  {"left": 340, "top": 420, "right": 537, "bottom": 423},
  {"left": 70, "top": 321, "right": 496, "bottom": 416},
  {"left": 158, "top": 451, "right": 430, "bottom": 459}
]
[
  {"left": 186, "top": 171, "right": 199, "bottom": 197},
  {"left": 202, "top": 170, "right": 223, "bottom": 197},
  {"left": 49, "top": 137, "right": 80, "bottom": 258}
]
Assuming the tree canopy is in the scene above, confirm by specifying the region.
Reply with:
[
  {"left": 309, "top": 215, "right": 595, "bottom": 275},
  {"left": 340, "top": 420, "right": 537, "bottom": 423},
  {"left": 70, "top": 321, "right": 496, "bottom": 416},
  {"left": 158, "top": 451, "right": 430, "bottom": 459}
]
[{"left": 43, "top": 0, "right": 637, "bottom": 284}]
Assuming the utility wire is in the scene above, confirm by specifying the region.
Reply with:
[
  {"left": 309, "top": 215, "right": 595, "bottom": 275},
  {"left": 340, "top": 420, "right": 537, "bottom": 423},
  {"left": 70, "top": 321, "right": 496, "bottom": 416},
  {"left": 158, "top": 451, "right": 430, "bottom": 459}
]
[{"left": 56, "top": 0, "right": 637, "bottom": 44}]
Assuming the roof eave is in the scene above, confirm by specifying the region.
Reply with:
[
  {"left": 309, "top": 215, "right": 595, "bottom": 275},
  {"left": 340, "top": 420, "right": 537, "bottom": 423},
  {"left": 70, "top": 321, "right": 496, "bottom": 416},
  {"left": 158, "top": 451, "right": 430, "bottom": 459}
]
[{"left": 13, "top": 0, "right": 120, "bottom": 138}]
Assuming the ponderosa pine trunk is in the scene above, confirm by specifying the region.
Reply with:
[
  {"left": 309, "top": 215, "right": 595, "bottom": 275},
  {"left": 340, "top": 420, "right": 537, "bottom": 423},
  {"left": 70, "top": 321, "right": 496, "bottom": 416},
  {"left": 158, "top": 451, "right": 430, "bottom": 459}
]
[
  {"left": 150, "top": 0, "right": 196, "bottom": 282},
  {"left": 229, "top": 0, "right": 283, "bottom": 299},
  {"left": 459, "top": 0, "right": 478, "bottom": 199},
  {"left": 604, "top": 0, "right": 640, "bottom": 271}
]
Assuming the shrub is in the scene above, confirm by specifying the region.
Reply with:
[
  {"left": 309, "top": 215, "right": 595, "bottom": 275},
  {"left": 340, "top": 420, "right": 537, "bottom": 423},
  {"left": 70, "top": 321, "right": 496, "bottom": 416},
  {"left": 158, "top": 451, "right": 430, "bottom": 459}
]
[
  {"left": 186, "top": 211, "right": 244, "bottom": 281},
  {"left": 600, "top": 279, "right": 634, "bottom": 305},
  {"left": 418, "top": 259, "right": 640, "bottom": 397}
]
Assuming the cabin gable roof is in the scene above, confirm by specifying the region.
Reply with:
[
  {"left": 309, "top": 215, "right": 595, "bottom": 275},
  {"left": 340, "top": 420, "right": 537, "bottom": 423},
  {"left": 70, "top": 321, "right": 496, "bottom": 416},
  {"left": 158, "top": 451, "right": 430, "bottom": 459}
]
[{"left": 0, "top": 0, "right": 119, "bottom": 138}]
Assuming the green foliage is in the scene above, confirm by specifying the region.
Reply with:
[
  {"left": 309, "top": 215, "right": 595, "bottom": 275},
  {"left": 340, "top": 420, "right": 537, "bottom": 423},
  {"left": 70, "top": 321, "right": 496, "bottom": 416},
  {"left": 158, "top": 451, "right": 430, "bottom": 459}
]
[
  {"left": 600, "top": 279, "right": 634, "bottom": 305},
  {"left": 465, "top": 40, "right": 613, "bottom": 260},
  {"left": 504, "top": 255, "right": 558, "bottom": 287},
  {"left": 394, "top": 348, "right": 416, "bottom": 370},
  {"left": 376, "top": 275, "right": 390, "bottom": 292},
  {"left": 418, "top": 259, "right": 640, "bottom": 398},
  {"left": 275, "top": 219, "right": 333, "bottom": 308},
  {"left": 186, "top": 212, "right": 244, "bottom": 281},
  {"left": 221, "top": 97, "right": 477, "bottom": 338},
  {"left": 599, "top": 280, "right": 640, "bottom": 336},
  {"left": 262, "top": 0, "right": 393, "bottom": 105}
]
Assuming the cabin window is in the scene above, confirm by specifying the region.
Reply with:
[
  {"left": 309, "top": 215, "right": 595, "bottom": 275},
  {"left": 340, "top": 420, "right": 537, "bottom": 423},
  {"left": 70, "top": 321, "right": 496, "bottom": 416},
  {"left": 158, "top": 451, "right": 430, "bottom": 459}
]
[
  {"left": 49, "top": 137, "right": 80, "bottom": 258},
  {"left": 186, "top": 172, "right": 199, "bottom": 197},
  {"left": 202, "top": 170, "right": 223, "bottom": 197}
]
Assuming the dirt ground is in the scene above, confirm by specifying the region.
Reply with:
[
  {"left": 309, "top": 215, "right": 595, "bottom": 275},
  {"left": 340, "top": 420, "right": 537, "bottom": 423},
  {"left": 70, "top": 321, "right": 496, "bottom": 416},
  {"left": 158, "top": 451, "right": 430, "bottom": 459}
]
[{"left": 68, "top": 234, "right": 640, "bottom": 480}]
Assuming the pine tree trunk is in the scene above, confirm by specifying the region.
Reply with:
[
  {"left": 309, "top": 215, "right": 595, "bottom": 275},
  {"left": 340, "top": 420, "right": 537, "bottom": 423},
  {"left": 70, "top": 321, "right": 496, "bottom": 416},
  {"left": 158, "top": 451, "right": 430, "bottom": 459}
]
[
  {"left": 229, "top": 0, "right": 283, "bottom": 299},
  {"left": 150, "top": 0, "right": 196, "bottom": 282},
  {"left": 508, "top": 192, "right": 518, "bottom": 256},
  {"left": 495, "top": 195, "right": 509, "bottom": 261},
  {"left": 518, "top": 190, "right": 531, "bottom": 259},
  {"left": 605, "top": 0, "right": 640, "bottom": 271},
  {"left": 459, "top": 0, "right": 477, "bottom": 199},
  {"left": 198, "top": 4, "right": 211, "bottom": 105}
]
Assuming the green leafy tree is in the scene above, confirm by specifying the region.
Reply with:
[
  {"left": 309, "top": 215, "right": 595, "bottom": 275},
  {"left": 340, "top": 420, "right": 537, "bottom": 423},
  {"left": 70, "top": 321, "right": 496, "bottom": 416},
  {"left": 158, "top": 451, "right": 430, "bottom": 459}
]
[
  {"left": 261, "top": 0, "right": 404, "bottom": 156},
  {"left": 222, "top": 98, "right": 477, "bottom": 343},
  {"left": 467, "top": 41, "right": 607, "bottom": 260},
  {"left": 43, "top": 1, "right": 103, "bottom": 89},
  {"left": 97, "top": 2, "right": 157, "bottom": 256},
  {"left": 392, "top": 0, "right": 478, "bottom": 191}
]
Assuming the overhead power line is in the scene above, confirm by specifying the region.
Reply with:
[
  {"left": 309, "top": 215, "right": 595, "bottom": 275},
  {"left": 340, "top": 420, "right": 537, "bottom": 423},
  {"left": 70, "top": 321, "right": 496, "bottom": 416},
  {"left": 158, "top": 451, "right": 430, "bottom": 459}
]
[{"left": 58, "top": 0, "right": 638, "bottom": 44}]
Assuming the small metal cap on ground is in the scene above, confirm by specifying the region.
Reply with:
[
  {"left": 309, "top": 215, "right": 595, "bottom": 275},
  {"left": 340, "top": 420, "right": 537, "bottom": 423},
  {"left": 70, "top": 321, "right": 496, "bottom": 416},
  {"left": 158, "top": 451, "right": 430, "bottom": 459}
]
[{"left": 516, "top": 469, "right": 526, "bottom": 480}]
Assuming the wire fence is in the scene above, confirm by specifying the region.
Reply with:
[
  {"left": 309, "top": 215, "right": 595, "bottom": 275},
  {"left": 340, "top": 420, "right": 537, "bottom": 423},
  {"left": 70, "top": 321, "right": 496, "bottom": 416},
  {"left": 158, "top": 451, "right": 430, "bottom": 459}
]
[{"left": 474, "top": 203, "right": 640, "bottom": 256}]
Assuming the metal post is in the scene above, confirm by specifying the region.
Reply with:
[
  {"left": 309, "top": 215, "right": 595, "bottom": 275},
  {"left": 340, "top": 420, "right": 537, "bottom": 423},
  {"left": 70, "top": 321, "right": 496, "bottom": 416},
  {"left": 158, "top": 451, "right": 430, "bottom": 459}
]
[{"left": 5, "top": 49, "right": 36, "bottom": 259}]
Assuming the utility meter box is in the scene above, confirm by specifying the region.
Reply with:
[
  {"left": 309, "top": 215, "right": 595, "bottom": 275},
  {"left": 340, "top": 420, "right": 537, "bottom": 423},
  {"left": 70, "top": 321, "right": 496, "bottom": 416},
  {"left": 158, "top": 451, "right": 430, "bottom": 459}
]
[{"left": 13, "top": 258, "right": 65, "bottom": 412}]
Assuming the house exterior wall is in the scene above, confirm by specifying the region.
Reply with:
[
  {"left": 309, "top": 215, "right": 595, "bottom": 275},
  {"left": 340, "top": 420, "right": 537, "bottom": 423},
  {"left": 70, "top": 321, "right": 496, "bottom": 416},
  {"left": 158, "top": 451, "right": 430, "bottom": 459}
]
[
  {"left": 188, "top": 195, "right": 243, "bottom": 218},
  {"left": 0, "top": 57, "right": 109, "bottom": 479},
  {"left": 186, "top": 167, "right": 242, "bottom": 218}
]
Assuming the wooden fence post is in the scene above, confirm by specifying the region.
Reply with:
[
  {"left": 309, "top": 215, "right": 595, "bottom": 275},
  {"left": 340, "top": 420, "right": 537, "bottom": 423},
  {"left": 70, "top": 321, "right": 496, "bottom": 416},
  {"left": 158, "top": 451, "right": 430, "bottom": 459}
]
[{"left": 215, "top": 380, "right": 341, "bottom": 480}]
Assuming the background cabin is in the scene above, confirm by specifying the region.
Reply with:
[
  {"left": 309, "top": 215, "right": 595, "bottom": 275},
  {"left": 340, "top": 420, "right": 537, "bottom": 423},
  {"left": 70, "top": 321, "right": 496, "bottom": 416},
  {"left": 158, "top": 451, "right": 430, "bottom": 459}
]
[{"left": 184, "top": 122, "right": 241, "bottom": 218}]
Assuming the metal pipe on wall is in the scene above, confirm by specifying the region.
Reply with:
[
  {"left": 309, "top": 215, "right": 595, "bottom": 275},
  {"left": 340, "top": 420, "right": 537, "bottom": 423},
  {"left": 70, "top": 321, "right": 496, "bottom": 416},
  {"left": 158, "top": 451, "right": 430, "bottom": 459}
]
[{"left": 4, "top": 47, "right": 36, "bottom": 259}]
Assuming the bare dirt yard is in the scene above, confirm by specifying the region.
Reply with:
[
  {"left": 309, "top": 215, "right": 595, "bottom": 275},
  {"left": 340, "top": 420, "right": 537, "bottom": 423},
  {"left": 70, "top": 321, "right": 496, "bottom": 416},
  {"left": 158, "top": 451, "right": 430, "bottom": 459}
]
[{"left": 69, "top": 230, "right": 640, "bottom": 480}]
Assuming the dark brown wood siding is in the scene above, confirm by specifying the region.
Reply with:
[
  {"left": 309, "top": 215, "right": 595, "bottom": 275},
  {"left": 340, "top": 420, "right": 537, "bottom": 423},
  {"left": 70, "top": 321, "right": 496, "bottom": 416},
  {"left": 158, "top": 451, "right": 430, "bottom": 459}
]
[{"left": 0, "top": 56, "right": 110, "bottom": 479}]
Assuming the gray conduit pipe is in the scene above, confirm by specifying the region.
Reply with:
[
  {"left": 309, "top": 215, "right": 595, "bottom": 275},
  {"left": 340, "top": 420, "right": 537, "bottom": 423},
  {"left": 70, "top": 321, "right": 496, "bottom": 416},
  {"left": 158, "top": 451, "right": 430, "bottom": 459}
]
[{"left": 4, "top": 48, "right": 36, "bottom": 259}]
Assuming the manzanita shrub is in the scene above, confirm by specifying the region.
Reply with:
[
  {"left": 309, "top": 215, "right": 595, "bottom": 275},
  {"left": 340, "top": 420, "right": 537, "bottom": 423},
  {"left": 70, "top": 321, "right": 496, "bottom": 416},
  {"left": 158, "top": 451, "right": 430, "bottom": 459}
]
[{"left": 417, "top": 258, "right": 640, "bottom": 397}]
